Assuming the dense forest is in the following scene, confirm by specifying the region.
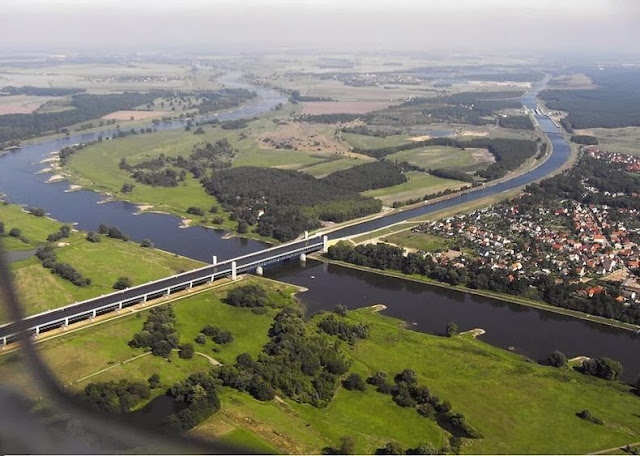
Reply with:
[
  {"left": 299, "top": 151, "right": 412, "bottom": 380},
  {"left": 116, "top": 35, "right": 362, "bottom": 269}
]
[
  {"left": 498, "top": 115, "right": 534, "bottom": 130},
  {"left": 540, "top": 68, "right": 640, "bottom": 128},
  {"left": 570, "top": 135, "right": 598, "bottom": 145},
  {"left": 476, "top": 138, "right": 539, "bottom": 180},
  {"left": 201, "top": 162, "right": 406, "bottom": 240}
]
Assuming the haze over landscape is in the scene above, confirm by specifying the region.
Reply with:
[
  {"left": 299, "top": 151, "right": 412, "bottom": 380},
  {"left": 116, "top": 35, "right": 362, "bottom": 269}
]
[
  {"left": 1, "top": 0, "right": 639, "bottom": 54},
  {"left": 1, "top": 1, "right": 640, "bottom": 455}
]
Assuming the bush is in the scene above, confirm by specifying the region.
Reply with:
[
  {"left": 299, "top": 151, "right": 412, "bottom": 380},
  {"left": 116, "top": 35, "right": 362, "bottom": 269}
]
[
  {"left": 113, "top": 276, "right": 133, "bottom": 290},
  {"left": 86, "top": 231, "right": 101, "bottom": 242},
  {"left": 148, "top": 373, "right": 160, "bottom": 389},
  {"left": 200, "top": 325, "right": 233, "bottom": 344},
  {"left": 576, "top": 409, "right": 603, "bottom": 425},
  {"left": 8, "top": 228, "right": 21, "bottom": 237},
  {"left": 547, "top": 350, "right": 568, "bottom": 368},
  {"left": 121, "top": 182, "right": 135, "bottom": 193},
  {"left": 580, "top": 357, "right": 623, "bottom": 381},
  {"left": 186, "top": 206, "right": 204, "bottom": 216},
  {"left": 445, "top": 322, "right": 458, "bottom": 337},
  {"left": 195, "top": 334, "right": 207, "bottom": 345},
  {"left": 417, "top": 403, "right": 437, "bottom": 419},
  {"left": 377, "top": 442, "right": 404, "bottom": 455},
  {"left": 342, "top": 373, "right": 366, "bottom": 391},
  {"left": 27, "top": 207, "right": 46, "bottom": 217},
  {"left": 333, "top": 304, "right": 348, "bottom": 316},
  {"left": 140, "top": 238, "right": 154, "bottom": 248},
  {"left": 179, "top": 343, "right": 195, "bottom": 359},
  {"left": 98, "top": 224, "right": 129, "bottom": 241}
]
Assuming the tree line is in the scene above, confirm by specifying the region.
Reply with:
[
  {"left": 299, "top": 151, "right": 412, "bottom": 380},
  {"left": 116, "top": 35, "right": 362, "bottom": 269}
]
[{"left": 326, "top": 241, "right": 640, "bottom": 327}]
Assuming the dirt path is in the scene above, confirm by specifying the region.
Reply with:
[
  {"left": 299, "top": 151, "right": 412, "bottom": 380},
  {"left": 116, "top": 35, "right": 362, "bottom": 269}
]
[
  {"left": 195, "top": 352, "right": 221, "bottom": 366},
  {"left": 591, "top": 441, "right": 640, "bottom": 454},
  {"left": 68, "top": 352, "right": 151, "bottom": 385}
]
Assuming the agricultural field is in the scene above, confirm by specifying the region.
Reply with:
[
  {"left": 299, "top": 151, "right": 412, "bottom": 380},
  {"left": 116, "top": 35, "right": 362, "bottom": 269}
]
[
  {"left": 301, "top": 101, "right": 399, "bottom": 115},
  {"left": 1, "top": 278, "right": 639, "bottom": 454},
  {"left": 386, "top": 146, "right": 494, "bottom": 173},
  {"left": 0, "top": 95, "right": 59, "bottom": 115},
  {"left": 362, "top": 172, "right": 467, "bottom": 206}
]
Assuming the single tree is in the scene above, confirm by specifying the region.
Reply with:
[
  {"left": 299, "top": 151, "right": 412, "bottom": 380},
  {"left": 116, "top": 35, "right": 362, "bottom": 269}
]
[
  {"left": 445, "top": 322, "right": 458, "bottom": 337},
  {"left": 113, "top": 276, "right": 133, "bottom": 290},
  {"left": 148, "top": 373, "right": 160, "bottom": 389},
  {"left": 179, "top": 343, "right": 195, "bottom": 359},
  {"left": 338, "top": 436, "right": 356, "bottom": 455},
  {"left": 342, "top": 373, "right": 366, "bottom": 391},
  {"left": 547, "top": 350, "right": 568, "bottom": 368}
]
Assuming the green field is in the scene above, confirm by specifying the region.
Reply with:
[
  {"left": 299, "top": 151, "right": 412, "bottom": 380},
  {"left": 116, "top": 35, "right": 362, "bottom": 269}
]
[
  {"left": 386, "top": 146, "right": 491, "bottom": 173},
  {"left": 2, "top": 275, "right": 639, "bottom": 454},
  {"left": 362, "top": 172, "right": 466, "bottom": 205},
  {"left": 299, "top": 156, "right": 375, "bottom": 177},
  {"left": 382, "top": 230, "right": 453, "bottom": 252},
  {"left": 342, "top": 133, "right": 409, "bottom": 151},
  {"left": 0, "top": 202, "right": 202, "bottom": 321},
  {"left": 0, "top": 203, "right": 62, "bottom": 251}
]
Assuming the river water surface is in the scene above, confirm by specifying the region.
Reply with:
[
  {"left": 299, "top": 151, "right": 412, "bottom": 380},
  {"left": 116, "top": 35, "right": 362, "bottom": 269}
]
[{"left": 1, "top": 75, "right": 638, "bottom": 380}]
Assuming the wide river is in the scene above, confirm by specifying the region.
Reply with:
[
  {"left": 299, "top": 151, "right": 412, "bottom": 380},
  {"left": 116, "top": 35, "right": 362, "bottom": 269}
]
[{"left": 1, "top": 75, "right": 638, "bottom": 380}]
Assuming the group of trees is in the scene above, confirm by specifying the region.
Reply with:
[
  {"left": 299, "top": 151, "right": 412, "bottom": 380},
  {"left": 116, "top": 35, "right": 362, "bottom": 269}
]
[
  {"left": 498, "top": 115, "right": 535, "bottom": 130},
  {"left": 570, "top": 135, "right": 598, "bottom": 145},
  {"left": 199, "top": 325, "right": 234, "bottom": 344},
  {"left": 429, "top": 168, "right": 475, "bottom": 183},
  {"left": 202, "top": 165, "right": 387, "bottom": 241},
  {"left": 225, "top": 284, "right": 269, "bottom": 308},
  {"left": 165, "top": 372, "right": 221, "bottom": 432},
  {"left": 368, "top": 369, "right": 483, "bottom": 439},
  {"left": 129, "top": 305, "right": 179, "bottom": 357},
  {"left": 46, "top": 224, "right": 71, "bottom": 242},
  {"left": 80, "top": 379, "right": 150, "bottom": 414},
  {"left": 119, "top": 139, "right": 235, "bottom": 187},
  {"left": 580, "top": 357, "right": 623, "bottom": 381},
  {"left": 321, "top": 161, "right": 407, "bottom": 193},
  {"left": 316, "top": 315, "right": 369, "bottom": 344},
  {"left": 475, "top": 138, "right": 539, "bottom": 181},
  {"left": 36, "top": 245, "right": 91, "bottom": 286},
  {"left": 97, "top": 224, "right": 129, "bottom": 241},
  {"left": 212, "top": 307, "right": 350, "bottom": 407},
  {"left": 1, "top": 85, "right": 84, "bottom": 97}
]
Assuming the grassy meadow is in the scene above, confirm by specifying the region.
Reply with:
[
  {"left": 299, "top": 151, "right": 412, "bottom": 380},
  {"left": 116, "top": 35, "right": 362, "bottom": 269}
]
[
  {"left": 0, "top": 202, "right": 201, "bottom": 321},
  {"left": 1, "top": 275, "right": 639, "bottom": 454}
]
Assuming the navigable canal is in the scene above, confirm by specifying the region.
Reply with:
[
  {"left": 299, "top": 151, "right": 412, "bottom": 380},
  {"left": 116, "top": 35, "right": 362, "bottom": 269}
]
[{"left": 1, "top": 76, "right": 638, "bottom": 380}]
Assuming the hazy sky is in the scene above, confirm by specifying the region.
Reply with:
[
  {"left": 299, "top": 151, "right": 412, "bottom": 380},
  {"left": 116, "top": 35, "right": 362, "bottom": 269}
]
[{"left": 1, "top": 0, "right": 638, "bottom": 55}]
